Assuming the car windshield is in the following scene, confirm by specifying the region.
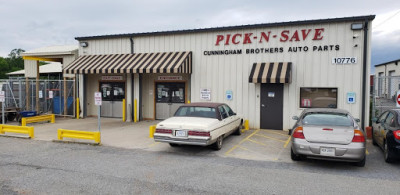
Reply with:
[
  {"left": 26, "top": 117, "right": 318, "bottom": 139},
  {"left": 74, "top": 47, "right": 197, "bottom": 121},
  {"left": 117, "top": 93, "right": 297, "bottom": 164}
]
[
  {"left": 302, "top": 112, "right": 353, "bottom": 126},
  {"left": 174, "top": 106, "right": 216, "bottom": 119}
]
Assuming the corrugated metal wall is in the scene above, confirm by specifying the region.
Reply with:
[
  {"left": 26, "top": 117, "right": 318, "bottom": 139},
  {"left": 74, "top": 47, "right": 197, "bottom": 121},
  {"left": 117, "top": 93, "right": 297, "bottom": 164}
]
[{"left": 80, "top": 20, "right": 371, "bottom": 130}]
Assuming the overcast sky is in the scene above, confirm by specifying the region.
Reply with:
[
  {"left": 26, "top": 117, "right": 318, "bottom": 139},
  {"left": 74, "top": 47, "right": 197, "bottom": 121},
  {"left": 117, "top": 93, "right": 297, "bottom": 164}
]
[{"left": 1, "top": 0, "right": 399, "bottom": 68}]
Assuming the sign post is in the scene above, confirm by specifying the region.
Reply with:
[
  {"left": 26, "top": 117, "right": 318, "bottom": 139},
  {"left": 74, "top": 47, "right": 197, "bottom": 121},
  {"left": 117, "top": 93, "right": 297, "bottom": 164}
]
[
  {"left": 95, "top": 92, "right": 102, "bottom": 132},
  {"left": 0, "top": 91, "right": 5, "bottom": 124}
]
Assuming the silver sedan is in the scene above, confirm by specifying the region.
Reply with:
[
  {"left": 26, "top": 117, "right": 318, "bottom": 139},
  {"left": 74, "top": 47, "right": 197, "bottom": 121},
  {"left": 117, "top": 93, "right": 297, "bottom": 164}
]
[{"left": 290, "top": 108, "right": 366, "bottom": 167}]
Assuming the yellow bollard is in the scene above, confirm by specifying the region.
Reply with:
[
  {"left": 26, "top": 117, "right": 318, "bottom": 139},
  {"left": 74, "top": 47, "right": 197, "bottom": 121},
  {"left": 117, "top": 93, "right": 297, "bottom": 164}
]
[
  {"left": 244, "top": 120, "right": 249, "bottom": 130},
  {"left": 21, "top": 118, "right": 27, "bottom": 126},
  {"left": 187, "top": 100, "right": 190, "bottom": 104},
  {"left": 122, "top": 99, "right": 126, "bottom": 122},
  {"left": 76, "top": 98, "right": 80, "bottom": 119},
  {"left": 134, "top": 99, "right": 137, "bottom": 123},
  {"left": 149, "top": 125, "right": 156, "bottom": 138},
  {"left": 51, "top": 114, "right": 55, "bottom": 123}
]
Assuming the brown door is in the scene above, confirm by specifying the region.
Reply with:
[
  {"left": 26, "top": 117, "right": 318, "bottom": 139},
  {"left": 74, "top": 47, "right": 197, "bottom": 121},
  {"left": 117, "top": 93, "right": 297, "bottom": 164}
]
[{"left": 260, "top": 84, "right": 283, "bottom": 130}]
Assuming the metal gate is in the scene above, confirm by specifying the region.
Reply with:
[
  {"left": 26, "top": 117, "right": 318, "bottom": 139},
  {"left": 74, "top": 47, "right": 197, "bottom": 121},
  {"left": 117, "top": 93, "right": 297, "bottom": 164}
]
[
  {"left": 372, "top": 76, "right": 400, "bottom": 121},
  {"left": 0, "top": 78, "right": 75, "bottom": 117}
]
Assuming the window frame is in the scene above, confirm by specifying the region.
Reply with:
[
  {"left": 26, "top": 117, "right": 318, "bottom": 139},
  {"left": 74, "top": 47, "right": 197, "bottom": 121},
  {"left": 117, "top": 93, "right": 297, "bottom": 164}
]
[{"left": 299, "top": 87, "right": 338, "bottom": 108}]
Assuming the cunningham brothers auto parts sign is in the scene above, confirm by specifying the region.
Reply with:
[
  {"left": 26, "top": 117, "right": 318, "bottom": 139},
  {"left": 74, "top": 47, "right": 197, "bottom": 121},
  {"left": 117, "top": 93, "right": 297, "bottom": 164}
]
[{"left": 203, "top": 28, "right": 340, "bottom": 56}]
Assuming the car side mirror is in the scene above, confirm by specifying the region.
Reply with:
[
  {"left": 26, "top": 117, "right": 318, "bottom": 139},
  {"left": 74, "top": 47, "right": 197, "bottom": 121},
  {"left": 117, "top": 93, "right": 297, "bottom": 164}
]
[
  {"left": 232, "top": 112, "right": 237, "bottom": 115},
  {"left": 292, "top": 116, "right": 299, "bottom": 120},
  {"left": 355, "top": 118, "right": 360, "bottom": 123}
]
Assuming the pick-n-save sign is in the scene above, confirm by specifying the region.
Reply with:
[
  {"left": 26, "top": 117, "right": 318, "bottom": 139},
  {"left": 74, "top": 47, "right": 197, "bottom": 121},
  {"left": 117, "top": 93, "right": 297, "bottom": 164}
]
[{"left": 215, "top": 28, "right": 324, "bottom": 45}]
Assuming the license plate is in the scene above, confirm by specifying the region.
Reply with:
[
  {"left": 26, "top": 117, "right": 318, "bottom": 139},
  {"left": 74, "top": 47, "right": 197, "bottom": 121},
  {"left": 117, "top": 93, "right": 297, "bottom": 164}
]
[
  {"left": 320, "top": 148, "right": 335, "bottom": 156},
  {"left": 175, "top": 130, "right": 187, "bottom": 137}
]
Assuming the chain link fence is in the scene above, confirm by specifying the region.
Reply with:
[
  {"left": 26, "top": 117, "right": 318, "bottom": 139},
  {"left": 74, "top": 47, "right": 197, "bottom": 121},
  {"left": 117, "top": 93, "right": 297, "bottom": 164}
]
[
  {"left": 372, "top": 76, "right": 400, "bottom": 120},
  {"left": 0, "top": 78, "right": 75, "bottom": 121}
]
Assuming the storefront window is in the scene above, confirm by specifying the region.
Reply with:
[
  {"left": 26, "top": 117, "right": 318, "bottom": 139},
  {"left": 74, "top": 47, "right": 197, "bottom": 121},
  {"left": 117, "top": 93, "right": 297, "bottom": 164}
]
[
  {"left": 300, "top": 88, "right": 337, "bottom": 108},
  {"left": 156, "top": 82, "right": 185, "bottom": 103}
]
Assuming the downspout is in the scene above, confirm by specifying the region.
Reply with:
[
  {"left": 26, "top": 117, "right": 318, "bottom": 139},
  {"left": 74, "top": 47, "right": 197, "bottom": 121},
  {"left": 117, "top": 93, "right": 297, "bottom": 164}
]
[
  {"left": 130, "top": 37, "right": 135, "bottom": 121},
  {"left": 361, "top": 19, "right": 369, "bottom": 129}
]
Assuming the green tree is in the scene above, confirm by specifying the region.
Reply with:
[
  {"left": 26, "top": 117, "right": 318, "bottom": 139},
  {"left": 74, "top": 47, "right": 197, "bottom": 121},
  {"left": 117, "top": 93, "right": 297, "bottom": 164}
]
[
  {"left": 6, "top": 48, "right": 25, "bottom": 70},
  {"left": 0, "top": 48, "right": 25, "bottom": 79}
]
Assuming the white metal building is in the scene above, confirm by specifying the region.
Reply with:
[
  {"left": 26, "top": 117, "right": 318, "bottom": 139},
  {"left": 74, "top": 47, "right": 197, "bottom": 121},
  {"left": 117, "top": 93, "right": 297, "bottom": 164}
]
[
  {"left": 374, "top": 59, "right": 400, "bottom": 98},
  {"left": 66, "top": 15, "right": 374, "bottom": 130}
]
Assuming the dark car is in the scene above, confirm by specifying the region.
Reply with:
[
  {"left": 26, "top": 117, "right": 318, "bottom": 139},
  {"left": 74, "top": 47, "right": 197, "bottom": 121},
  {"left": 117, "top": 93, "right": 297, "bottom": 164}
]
[{"left": 372, "top": 109, "right": 400, "bottom": 163}]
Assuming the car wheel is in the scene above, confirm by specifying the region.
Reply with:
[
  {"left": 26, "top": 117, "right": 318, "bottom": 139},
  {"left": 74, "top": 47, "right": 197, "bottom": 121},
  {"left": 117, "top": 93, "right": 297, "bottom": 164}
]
[
  {"left": 353, "top": 156, "right": 366, "bottom": 167},
  {"left": 213, "top": 136, "right": 223, "bottom": 150},
  {"left": 291, "top": 148, "right": 301, "bottom": 161},
  {"left": 169, "top": 143, "right": 179, "bottom": 147},
  {"left": 384, "top": 141, "right": 394, "bottom": 163},
  {"left": 234, "top": 124, "right": 242, "bottom": 135},
  {"left": 372, "top": 131, "right": 378, "bottom": 146}
]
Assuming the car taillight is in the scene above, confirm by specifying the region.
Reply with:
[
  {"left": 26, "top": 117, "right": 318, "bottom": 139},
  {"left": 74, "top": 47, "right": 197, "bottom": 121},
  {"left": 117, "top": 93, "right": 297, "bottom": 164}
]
[
  {"left": 393, "top": 130, "right": 400, "bottom": 140},
  {"left": 188, "top": 131, "right": 210, "bottom": 137},
  {"left": 293, "top": 127, "right": 305, "bottom": 139},
  {"left": 155, "top": 129, "right": 172, "bottom": 134},
  {"left": 352, "top": 129, "right": 365, "bottom": 142}
]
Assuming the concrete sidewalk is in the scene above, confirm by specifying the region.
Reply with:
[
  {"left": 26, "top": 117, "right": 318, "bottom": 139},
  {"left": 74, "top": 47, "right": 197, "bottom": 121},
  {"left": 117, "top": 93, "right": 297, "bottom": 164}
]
[{"left": 4, "top": 116, "right": 292, "bottom": 162}]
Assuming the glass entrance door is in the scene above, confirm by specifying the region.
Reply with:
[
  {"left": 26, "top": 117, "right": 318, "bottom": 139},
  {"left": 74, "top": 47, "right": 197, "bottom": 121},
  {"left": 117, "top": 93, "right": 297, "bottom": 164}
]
[
  {"left": 155, "top": 82, "right": 185, "bottom": 119},
  {"left": 100, "top": 82, "right": 125, "bottom": 118}
]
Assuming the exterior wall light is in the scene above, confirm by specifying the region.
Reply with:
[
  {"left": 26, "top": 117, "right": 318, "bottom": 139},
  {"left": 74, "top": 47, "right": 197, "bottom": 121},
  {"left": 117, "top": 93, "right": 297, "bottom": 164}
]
[
  {"left": 80, "top": 42, "right": 89, "bottom": 47},
  {"left": 351, "top": 23, "right": 363, "bottom": 30}
]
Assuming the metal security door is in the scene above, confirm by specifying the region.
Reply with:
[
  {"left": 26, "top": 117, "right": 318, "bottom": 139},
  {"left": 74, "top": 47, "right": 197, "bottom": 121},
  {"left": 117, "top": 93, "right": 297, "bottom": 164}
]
[
  {"left": 155, "top": 82, "right": 185, "bottom": 120},
  {"left": 260, "top": 84, "right": 283, "bottom": 130},
  {"left": 100, "top": 82, "right": 125, "bottom": 118}
]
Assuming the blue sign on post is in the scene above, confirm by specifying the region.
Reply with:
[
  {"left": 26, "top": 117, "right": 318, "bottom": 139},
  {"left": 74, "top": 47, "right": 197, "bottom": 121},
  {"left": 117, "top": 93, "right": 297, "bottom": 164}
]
[{"left": 226, "top": 90, "right": 233, "bottom": 100}]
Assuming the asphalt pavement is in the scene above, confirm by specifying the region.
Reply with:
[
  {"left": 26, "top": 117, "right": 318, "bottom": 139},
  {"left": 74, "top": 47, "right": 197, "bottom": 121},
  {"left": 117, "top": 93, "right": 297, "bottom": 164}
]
[{"left": 0, "top": 137, "right": 399, "bottom": 194}]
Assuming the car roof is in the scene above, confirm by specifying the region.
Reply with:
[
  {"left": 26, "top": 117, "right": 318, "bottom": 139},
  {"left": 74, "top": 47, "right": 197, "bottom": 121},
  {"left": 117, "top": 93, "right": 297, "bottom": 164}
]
[
  {"left": 387, "top": 109, "right": 400, "bottom": 114},
  {"left": 179, "top": 102, "right": 225, "bottom": 108},
  {"left": 302, "top": 108, "right": 350, "bottom": 114}
]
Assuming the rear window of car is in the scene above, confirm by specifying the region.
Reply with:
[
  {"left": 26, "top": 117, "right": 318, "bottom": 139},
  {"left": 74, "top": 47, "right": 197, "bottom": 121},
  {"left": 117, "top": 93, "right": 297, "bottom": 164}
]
[
  {"left": 174, "top": 106, "right": 216, "bottom": 119},
  {"left": 302, "top": 113, "right": 353, "bottom": 126}
]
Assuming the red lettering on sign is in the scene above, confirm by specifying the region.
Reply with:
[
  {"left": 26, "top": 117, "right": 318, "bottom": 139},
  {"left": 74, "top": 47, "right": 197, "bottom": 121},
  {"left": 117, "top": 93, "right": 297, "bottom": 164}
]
[
  {"left": 215, "top": 35, "right": 224, "bottom": 45},
  {"left": 290, "top": 30, "right": 300, "bottom": 42},
  {"left": 232, "top": 34, "right": 241, "bottom": 44},
  {"left": 225, "top": 34, "right": 231, "bottom": 45},
  {"left": 259, "top": 32, "right": 271, "bottom": 43},
  {"left": 301, "top": 29, "right": 311, "bottom": 40},
  {"left": 280, "top": 30, "right": 289, "bottom": 42},
  {"left": 243, "top": 33, "right": 253, "bottom": 44},
  {"left": 312, "top": 28, "right": 324, "bottom": 40}
]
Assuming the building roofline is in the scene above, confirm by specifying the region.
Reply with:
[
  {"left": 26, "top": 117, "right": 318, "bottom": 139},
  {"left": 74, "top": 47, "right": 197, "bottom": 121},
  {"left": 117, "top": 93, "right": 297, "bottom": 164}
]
[
  {"left": 374, "top": 58, "right": 400, "bottom": 67},
  {"left": 75, "top": 15, "right": 375, "bottom": 41}
]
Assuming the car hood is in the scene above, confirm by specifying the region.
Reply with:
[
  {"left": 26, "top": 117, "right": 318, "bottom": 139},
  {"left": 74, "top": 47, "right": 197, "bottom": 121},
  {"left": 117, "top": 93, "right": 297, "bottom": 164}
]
[{"left": 157, "top": 117, "right": 219, "bottom": 130}]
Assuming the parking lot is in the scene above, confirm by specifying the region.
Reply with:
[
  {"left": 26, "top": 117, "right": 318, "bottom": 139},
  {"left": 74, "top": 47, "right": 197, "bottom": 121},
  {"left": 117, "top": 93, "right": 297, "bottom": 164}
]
[
  {"left": 2, "top": 116, "right": 389, "bottom": 166},
  {"left": 0, "top": 117, "right": 293, "bottom": 162}
]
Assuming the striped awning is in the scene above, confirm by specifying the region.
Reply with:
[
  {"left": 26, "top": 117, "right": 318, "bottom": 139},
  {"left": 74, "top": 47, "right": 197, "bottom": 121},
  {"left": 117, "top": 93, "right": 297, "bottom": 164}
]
[
  {"left": 248, "top": 62, "right": 292, "bottom": 83},
  {"left": 64, "top": 51, "right": 192, "bottom": 74}
]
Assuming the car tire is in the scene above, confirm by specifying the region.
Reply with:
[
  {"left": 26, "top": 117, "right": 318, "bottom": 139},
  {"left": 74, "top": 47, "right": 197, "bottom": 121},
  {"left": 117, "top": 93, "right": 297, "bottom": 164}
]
[
  {"left": 169, "top": 143, "right": 179, "bottom": 147},
  {"left": 372, "top": 130, "right": 378, "bottom": 146},
  {"left": 291, "top": 148, "right": 301, "bottom": 161},
  {"left": 213, "top": 136, "right": 223, "bottom": 150},
  {"left": 234, "top": 123, "right": 242, "bottom": 135},
  {"left": 353, "top": 156, "right": 366, "bottom": 167},
  {"left": 384, "top": 141, "right": 394, "bottom": 163}
]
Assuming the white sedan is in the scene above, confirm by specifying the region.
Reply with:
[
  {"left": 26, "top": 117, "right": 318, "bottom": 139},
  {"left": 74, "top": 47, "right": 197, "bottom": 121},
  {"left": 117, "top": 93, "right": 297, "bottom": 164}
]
[{"left": 154, "top": 102, "right": 243, "bottom": 150}]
